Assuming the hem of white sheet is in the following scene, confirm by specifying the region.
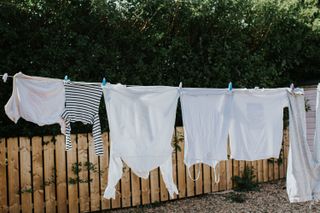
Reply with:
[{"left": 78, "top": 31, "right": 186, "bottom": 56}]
[
  {"left": 289, "top": 196, "right": 313, "bottom": 203},
  {"left": 230, "top": 154, "right": 280, "bottom": 161}
]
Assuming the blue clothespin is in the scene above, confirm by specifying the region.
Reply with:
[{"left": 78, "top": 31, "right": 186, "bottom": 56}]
[
  {"left": 64, "top": 75, "right": 69, "bottom": 81},
  {"left": 228, "top": 82, "right": 232, "bottom": 92},
  {"left": 102, "top": 77, "right": 107, "bottom": 86}
]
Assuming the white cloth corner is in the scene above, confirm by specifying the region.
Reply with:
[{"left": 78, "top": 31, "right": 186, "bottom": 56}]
[
  {"left": 102, "top": 84, "right": 179, "bottom": 199},
  {"left": 4, "top": 72, "right": 66, "bottom": 133}
]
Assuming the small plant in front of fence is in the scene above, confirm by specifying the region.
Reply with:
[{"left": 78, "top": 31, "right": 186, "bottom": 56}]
[
  {"left": 68, "top": 161, "right": 102, "bottom": 184},
  {"left": 232, "top": 166, "right": 259, "bottom": 192},
  {"left": 225, "top": 192, "right": 247, "bottom": 203}
]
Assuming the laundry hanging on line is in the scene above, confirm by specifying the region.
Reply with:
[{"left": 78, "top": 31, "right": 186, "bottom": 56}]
[
  {"left": 102, "top": 83, "right": 180, "bottom": 199},
  {"left": 4, "top": 72, "right": 66, "bottom": 133},
  {"left": 2, "top": 72, "right": 320, "bottom": 203},
  {"left": 61, "top": 81, "right": 104, "bottom": 156}
]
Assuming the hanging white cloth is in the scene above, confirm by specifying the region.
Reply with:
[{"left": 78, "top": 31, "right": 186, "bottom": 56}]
[
  {"left": 4, "top": 72, "right": 66, "bottom": 133},
  {"left": 180, "top": 88, "right": 231, "bottom": 181},
  {"left": 313, "top": 84, "right": 320, "bottom": 163},
  {"left": 229, "top": 88, "right": 288, "bottom": 160},
  {"left": 286, "top": 88, "right": 320, "bottom": 202},
  {"left": 102, "top": 84, "right": 179, "bottom": 199}
]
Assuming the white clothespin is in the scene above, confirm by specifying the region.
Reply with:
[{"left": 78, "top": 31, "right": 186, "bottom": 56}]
[
  {"left": 254, "top": 86, "right": 259, "bottom": 90},
  {"left": 179, "top": 82, "right": 182, "bottom": 89},
  {"left": 2, "top": 73, "right": 8, "bottom": 83},
  {"left": 290, "top": 83, "right": 294, "bottom": 92}
]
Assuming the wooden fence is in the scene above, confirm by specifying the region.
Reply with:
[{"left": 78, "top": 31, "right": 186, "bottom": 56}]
[{"left": 0, "top": 127, "right": 289, "bottom": 213}]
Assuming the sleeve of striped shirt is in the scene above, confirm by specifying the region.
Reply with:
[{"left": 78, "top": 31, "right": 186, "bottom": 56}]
[{"left": 92, "top": 112, "right": 104, "bottom": 155}]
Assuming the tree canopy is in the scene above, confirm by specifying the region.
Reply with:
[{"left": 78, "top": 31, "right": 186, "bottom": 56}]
[{"left": 0, "top": 0, "right": 319, "bottom": 137}]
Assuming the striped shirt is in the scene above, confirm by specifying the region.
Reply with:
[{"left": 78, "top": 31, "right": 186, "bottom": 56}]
[{"left": 61, "top": 82, "right": 104, "bottom": 155}]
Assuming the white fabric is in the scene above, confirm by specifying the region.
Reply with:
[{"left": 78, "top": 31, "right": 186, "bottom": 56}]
[
  {"left": 314, "top": 84, "right": 320, "bottom": 163},
  {"left": 286, "top": 88, "right": 320, "bottom": 202},
  {"left": 102, "top": 84, "right": 179, "bottom": 199},
  {"left": 180, "top": 88, "right": 231, "bottom": 175},
  {"left": 229, "top": 89, "right": 288, "bottom": 160},
  {"left": 5, "top": 72, "right": 66, "bottom": 133}
]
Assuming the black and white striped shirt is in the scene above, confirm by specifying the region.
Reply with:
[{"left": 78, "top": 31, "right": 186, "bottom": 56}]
[{"left": 61, "top": 82, "right": 104, "bottom": 155}]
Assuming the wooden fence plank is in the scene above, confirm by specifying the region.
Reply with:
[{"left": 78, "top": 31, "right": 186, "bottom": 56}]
[
  {"left": 263, "top": 159, "right": 268, "bottom": 182},
  {"left": 159, "top": 174, "right": 169, "bottom": 202},
  {"left": 251, "top": 160, "right": 258, "bottom": 183},
  {"left": 274, "top": 158, "right": 279, "bottom": 181},
  {"left": 55, "top": 135, "right": 67, "bottom": 213},
  {"left": 20, "top": 137, "right": 32, "bottom": 213},
  {"left": 78, "top": 134, "right": 90, "bottom": 212},
  {"left": 88, "top": 133, "right": 100, "bottom": 211},
  {"left": 67, "top": 135, "right": 78, "bottom": 213},
  {"left": 176, "top": 132, "right": 186, "bottom": 199},
  {"left": 0, "top": 138, "right": 8, "bottom": 212},
  {"left": 121, "top": 165, "right": 131, "bottom": 207},
  {"left": 186, "top": 165, "right": 195, "bottom": 197},
  {"left": 218, "top": 161, "right": 226, "bottom": 191},
  {"left": 32, "top": 137, "right": 44, "bottom": 213},
  {"left": 141, "top": 177, "right": 150, "bottom": 205},
  {"left": 233, "top": 160, "right": 239, "bottom": 186},
  {"left": 258, "top": 160, "right": 263, "bottom": 183},
  {"left": 43, "top": 136, "right": 56, "bottom": 213},
  {"left": 111, "top": 178, "right": 121, "bottom": 208},
  {"left": 131, "top": 173, "right": 141, "bottom": 206},
  {"left": 100, "top": 133, "right": 110, "bottom": 210},
  {"left": 226, "top": 160, "right": 233, "bottom": 190},
  {"left": 268, "top": 159, "right": 274, "bottom": 181},
  {"left": 211, "top": 165, "right": 219, "bottom": 192},
  {"left": 150, "top": 168, "right": 160, "bottom": 203},
  {"left": 195, "top": 164, "right": 203, "bottom": 195},
  {"left": 7, "top": 137, "right": 20, "bottom": 213},
  {"left": 203, "top": 164, "right": 211, "bottom": 193}
]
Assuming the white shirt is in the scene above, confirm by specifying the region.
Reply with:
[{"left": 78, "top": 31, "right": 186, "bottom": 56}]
[
  {"left": 229, "top": 88, "right": 288, "bottom": 160},
  {"left": 180, "top": 88, "right": 231, "bottom": 170},
  {"left": 5, "top": 72, "right": 66, "bottom": 133},
  {"left": 102, "top": 84, "right": 179, "bottom": 199}
]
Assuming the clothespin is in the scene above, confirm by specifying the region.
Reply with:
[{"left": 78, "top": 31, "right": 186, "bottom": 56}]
[
  {"left": 102, "top": 77, "right": 107, "bottom": 86},
  {"left": 179, "top": 82, "right": 182, "bottom": 89},
  {"left": 254, "top": 86, "right": 259, "bottom": 90},
  {"left": 228, "top": 82, "right": 232, "bottom": 92},
  {"left": 290, "top": 83, "right": 294, "bottom": 92},
  {"left": 2, "top": 73, "right": 8, "bottom": 83},
  {"left": 64, "top": 75, "right": 70, "bottom": 83}
]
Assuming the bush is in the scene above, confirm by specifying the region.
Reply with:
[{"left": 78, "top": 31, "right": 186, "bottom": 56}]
[
  {"left": 232, "top": 166, "right": 259, "bottom": 192},
  {"left": 0, "top": 0, "right": 319, "bottom": 137}
]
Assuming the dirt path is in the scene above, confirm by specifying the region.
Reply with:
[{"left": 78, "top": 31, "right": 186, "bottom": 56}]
[{"left": 108, "top": 180, "right": 320, "bottom": 213}]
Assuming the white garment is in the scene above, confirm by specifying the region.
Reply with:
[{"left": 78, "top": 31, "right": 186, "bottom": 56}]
[
  {"left": 286, "top": 88, "right": 320, "bottom": 202},
  {"left": 314, "top": 84, "right": 320, "bottom": 163},
  {"left": 229, "top": 89, "right": 288, "bottom": 160},
  {"left": 5, "top": 72, "right": 66, "bottom": 133},
  {"left": 102, "top": 84, "right": 179, "bottom": 199},
  {"left": 180, "top": 88, "right": 231, "bottom": 175}
]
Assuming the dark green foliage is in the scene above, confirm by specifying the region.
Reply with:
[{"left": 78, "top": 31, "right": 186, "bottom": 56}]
[
  {"left": 68, "top": 161, "right": 101, "bottom": 184},
  {"left": 0, "top": 0, "right": 319, "bottom": 137},
  {"left": 225, "top": 192, "right": 247, "bottom": 203},
  {"left": 232, "top": 166, "right": 259, "bottom": 192}
]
